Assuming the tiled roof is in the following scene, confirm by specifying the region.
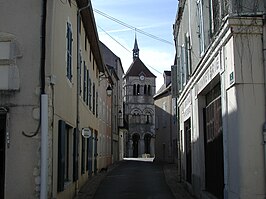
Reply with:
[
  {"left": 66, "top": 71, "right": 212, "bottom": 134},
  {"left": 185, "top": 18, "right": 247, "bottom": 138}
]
[{"left": 124, "top": 57, "right": 156, "bottom": 78}]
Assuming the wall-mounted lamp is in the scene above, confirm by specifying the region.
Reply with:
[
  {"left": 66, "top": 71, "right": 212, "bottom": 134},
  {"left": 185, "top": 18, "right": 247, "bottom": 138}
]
[{"left": 106, "top": 85, "right": 112, "bottom": 96}]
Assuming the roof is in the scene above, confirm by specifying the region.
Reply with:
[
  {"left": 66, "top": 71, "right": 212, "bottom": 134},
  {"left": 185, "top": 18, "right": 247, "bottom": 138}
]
[
  {"left": 164, "top": 71, "right": 171, "bottom": 76},
  {"left": 153, "top": 83, "right": 172, "bottom": 99},
  {"left": 124, "top": 57, "right": 156, "bottom": 78},
  {"left": 77, "top": 0, "right": 104, "bottom": 72}
]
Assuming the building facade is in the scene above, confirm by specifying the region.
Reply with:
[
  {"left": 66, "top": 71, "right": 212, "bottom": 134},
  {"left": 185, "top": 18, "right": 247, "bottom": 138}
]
[
  {"left": 0, "top": 0, "right": 113, "bottom": 198},
  {"left": 100, "top": 42, "right": 125, "bottom": 162},
  {"left": 123, "top": 39, "right": 156, "bottom": 158},
  {"left": 154, "top": 71, "right": 178, "bottom": 163},
  {"left": 173, "top": 0, "right": 266, "bottom": 199}
]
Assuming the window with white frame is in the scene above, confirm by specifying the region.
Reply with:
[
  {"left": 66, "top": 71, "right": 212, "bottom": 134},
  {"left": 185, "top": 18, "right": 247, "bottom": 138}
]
[
  {"left": 66, "top": 22, "right": 73, "bottom": 81},
  {"left": 185, "top": 33, "right": 192, "bottom": 77},
  {"left": 181, "top": 44, "right": 187, "bottom": 85},
  {"left": 197, "top": 0, "right": 205, "bottom": 55}
]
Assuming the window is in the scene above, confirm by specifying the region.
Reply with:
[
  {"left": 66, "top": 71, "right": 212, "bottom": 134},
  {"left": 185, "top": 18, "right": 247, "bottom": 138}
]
[
  {"left": 96, "top": 92, "right": 98, "bottom": 117},
  {"left": 85, "top": 36, "right": 87, "bottom": 51},
  {"left": 181, "top": 45, "right": 187, "bottom": 85},
  {"left": 89, "top": 78, "right": 92, "bottom": 110},
  {"left": 81, "top": 136, "right": 85, "bottom": 174},
  {"left": 148, "top": 85, "right": 151, "bottom": 96},
  {"left": 197, "top": 0, "right": 205, "bottom": 55},
  {"left": 86, "top": 70, "right": 89, "bottom": 105},
  {"left": 133, "top": 84, "right": 136, "bottom": 95},
  {"left": 146, "top": 114, "right": 151, "bottom": 124},
  {"left": 64, "top": 125, "right": 70, "bottom": 182},
  {"left": 93, "top": 83, "right": 95, "bottom": 114},
  {"left": 66, "top": 22, "right": 73, "bottom": 81},
  {"left": 58, "top": 120, "right": 73, "bottom": 192},
  {"left": 144, "top": 85, "right": 147, "bottom": 95},
  {"left": 185, "top": 33, "right": 192, "bottom": 77},
  {"left": 137, "top": 84, "right": 140, "bottom": 95},
  {"left": 83, "top": 62, "right": 87, "bottom": 102},
  {"left": 176, "top": 55, "right": 183, "bottom": 93},
  {"left": 79, "top": 51, "right": 82, "bottom": 95},
  {"left": 209, "top": 0, "right": 222, "bottom": 36}
]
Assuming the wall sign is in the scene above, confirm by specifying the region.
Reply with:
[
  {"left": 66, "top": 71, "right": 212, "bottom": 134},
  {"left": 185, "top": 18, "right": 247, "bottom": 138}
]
[
  {"left": 197, "top": 54, "right": 220, "bottom": 95},
  {"left": 82, "top": 128, "right": 91, "bottom": 139}
]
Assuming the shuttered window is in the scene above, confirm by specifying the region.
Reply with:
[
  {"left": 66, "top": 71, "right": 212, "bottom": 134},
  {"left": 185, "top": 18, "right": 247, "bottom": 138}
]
[{"left": 66, "top": 22, "right": 73, "bottom": 81}]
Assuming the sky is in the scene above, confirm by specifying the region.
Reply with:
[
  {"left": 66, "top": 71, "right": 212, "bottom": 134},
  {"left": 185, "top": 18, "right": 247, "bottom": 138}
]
[{"left": 91, "top": 0, "right": 178, "bottom": 91}]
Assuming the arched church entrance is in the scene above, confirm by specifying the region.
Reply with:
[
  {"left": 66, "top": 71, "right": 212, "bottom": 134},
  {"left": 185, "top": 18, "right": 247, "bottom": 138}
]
[
  {"left": 132, "top": 134, "right": 140, "bottom": 158},
  {"left": 144, "top": 134, "right": 151, "bottom": 154}
]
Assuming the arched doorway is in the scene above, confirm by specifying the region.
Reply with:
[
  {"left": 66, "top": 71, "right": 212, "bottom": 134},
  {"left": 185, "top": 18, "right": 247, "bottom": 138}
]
[
  {"left": 144, "top": 134, "right": 151, "bottom": 154},
  {"left": 132, "top": 134, "right": 140, "bottom": 158}
]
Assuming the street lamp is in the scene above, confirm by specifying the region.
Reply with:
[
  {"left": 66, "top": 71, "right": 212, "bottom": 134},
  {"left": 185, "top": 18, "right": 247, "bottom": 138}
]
[{"left": 106, "top": 85, "right": 112, "bottom": 96}]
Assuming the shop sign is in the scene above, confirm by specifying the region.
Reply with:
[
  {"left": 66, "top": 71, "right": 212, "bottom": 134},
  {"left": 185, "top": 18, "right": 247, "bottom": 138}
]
[
  {"left": 197, "top": 54, "right": 220, "bottom": 94},
  {"left": 183, "top": 92, "right": 191, "bottom": 121}
]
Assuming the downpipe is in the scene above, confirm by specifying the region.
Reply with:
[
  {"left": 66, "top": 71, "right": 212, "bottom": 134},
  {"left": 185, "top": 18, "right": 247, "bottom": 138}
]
[
  {"left": 40, "top": 0, "right": 48, "bottom": 198},
  {"left": 75, "top": 1, "right": 90, "bottom": 195},
  {"left": 40, "top": 95, "right": 48, "bottom": 199},
  {"left": 262, "top": 13, "right": 266, "bottom": 199}
]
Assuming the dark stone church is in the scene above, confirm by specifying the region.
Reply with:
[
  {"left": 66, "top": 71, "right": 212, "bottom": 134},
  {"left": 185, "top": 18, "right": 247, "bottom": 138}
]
[{"left": 123, "top": 38, "right": 156, "bottom": 158}]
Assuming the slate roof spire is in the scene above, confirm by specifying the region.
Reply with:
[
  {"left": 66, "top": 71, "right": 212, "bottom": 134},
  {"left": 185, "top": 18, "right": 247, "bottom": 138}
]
[{"left": 133, "top": 34, "right": 139, "bottom": 61}]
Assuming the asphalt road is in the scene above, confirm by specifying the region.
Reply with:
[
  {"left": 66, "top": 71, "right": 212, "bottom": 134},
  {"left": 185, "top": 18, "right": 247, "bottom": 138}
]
[{"left": 93, "top": 160, "right": 175, "bottom": 199}]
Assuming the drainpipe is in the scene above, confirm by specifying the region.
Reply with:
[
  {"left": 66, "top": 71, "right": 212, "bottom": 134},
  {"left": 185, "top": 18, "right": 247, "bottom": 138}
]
[
  {"left": 262, "top": 13, "right": 266, "bottom": 199},
  {"left": 76, "top": 1, "right": 90, "bottom": 195},
  {"left": 40, "top": 0, "right": 48, "bottom": 199}
]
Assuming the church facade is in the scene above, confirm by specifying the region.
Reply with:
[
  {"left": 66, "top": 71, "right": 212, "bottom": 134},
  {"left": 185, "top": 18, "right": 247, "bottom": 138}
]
[{"left": 123, "top": 39, "right": 156, "bottom": 158}]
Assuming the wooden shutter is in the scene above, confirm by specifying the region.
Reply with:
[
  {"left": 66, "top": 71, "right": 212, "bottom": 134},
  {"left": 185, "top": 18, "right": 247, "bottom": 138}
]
[
  {"left": 73, "top": 128, "right": 79, "bottom": 181},
  {"left": 58, "top": 120, "right": 66, "bottom": 192}
]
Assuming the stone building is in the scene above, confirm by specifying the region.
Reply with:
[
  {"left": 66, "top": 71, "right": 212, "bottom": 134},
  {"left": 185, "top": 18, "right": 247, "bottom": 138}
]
[{"left": 123, "top": 38, "right": 156, "bottom": 158}]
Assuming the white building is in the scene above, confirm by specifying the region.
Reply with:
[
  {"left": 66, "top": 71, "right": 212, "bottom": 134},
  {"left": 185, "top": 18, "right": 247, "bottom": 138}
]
[{"left": 173, "top": 0, "right": 266, "bottom": 198}]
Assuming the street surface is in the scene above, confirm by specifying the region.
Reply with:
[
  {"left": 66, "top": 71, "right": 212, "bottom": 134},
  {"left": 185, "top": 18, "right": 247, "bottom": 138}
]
[{"left": 93, "top": 159, "right": 175, "bottom": 199}]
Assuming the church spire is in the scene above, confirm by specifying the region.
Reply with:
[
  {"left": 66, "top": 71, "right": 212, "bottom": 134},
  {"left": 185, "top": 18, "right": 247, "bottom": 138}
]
[{"left": 133, "top": 34, "right": 139, "bottom": 61}]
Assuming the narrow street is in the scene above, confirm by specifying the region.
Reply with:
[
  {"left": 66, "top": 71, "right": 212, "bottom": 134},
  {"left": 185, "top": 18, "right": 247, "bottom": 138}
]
[{"left": 93, "top": 159, "right": 174, "bottom": 199}]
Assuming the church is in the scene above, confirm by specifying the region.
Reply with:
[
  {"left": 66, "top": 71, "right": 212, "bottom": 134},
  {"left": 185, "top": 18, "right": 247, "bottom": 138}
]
[{"left": 123, "top": 38, "right": 156, "bottom": 158}]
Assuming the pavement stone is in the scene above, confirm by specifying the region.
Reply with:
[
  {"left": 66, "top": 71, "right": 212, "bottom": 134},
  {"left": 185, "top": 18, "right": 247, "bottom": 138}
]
[{"left": 75, "top": 160, "right": 195, "bottom": 199}]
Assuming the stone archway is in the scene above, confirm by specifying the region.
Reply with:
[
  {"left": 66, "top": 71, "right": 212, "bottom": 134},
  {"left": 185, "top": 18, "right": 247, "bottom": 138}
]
[
  {"left": 144, "top": 134, "right": 151, "bottom": 154},
  {"left": 132, "top": 134, "right": 140, "bottom": 158}
]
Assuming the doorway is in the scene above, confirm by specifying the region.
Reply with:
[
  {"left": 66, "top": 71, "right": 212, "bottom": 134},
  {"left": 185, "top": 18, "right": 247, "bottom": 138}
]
[
  {"left": 144, "top": 134, "right": 151, "bottom": 154},
  {"left": 0, "top": 113, "right": 6, "bottom": 199},
  {"left": 204, "top": 83, "right": 224, "bottom": 199},
  {"left": 132, "top": 134, "right": 140, "bottom": 158},
  {"left": 184, "top": 118, "right": 192, "bottom": 184}
]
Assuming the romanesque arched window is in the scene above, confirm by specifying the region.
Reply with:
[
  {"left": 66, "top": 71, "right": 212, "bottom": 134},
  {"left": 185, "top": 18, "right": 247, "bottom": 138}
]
[
  {"left": 148, "top": 85, "right": 151, "bottom": 95},
  {"left": 144, "top": 85, "right": 147, "bottom": 95},
  {"left": 137, "top": 84, "right": 140, "bottom": 95},
  {"left": 133, "top": 84, "right": 136, "bottom": 95}
]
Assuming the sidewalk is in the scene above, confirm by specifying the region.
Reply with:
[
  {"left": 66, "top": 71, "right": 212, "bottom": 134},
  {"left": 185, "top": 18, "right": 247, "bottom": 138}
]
[
  {"left": 163, "top": 163, "right": 195, "bottom": 199},
  {"left": 75, "top": 160, "right": 194, "bottom": 199}
]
